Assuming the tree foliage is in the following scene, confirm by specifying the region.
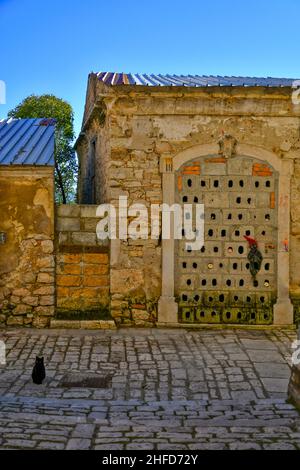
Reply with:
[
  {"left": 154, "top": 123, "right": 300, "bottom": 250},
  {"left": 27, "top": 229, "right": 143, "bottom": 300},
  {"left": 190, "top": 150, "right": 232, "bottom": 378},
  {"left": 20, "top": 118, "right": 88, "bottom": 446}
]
[{"left": 8, "top": 94, "right": 77, "bottom": 203}]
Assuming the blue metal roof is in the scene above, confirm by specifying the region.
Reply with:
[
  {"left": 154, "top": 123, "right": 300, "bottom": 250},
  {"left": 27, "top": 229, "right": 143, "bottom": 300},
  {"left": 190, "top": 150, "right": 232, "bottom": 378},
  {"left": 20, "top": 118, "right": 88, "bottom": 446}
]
[
  {"left": 0, "top": 118, "right": 55, "bottom": 166},
  {"left": 96, "top": 72, "right": 297, "bottom": 88}
]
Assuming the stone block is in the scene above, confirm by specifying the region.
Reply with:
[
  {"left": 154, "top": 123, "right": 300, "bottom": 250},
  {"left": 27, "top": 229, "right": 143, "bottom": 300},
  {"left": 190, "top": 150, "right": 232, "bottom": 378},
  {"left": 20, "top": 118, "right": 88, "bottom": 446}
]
[
  {"left": 39, "top": 295, "right": 55, "bottom": 306},
  {"left": 14, "top": 304, "right": 31, "bottom": 314},
  {"left": 80, "top": 205, "right": 98, "bottom": 218},
  {"left": 50, "top": 320, "right": 80, "bottom": 329},
  {"left": 57, "top": 264, "right": 81, "bottom": 275},
  {"left": 56, "top": 286, "right": 69, "bottom": 297},
  {"left": 66, "top": 288, "right": 83, "bottom": 299},
  {"left": 222, "top": 175, "right": 251, "bottom": 191},
  {"left": 224, "top": 241, "right": 248, "bottom": 258},
  {"left": 66, "top": 438, "right": 91, "bottom": 450},
  {"left": 58, "top": 232, "right": 69, "bottom": 245},
  {"left": 126, "top": 180, "right": 142, "bottom": 188},
  {"left": 62, "top": 253, "right": 82, "bottom": 264},
  {"left": 41, "top": 240, "right": 54, "bottom": 254},
  {"left": 230, "top": 226, "right": 254, "bottom": 241},
  {"left": 23, "top": 296, "right": 39, "bottom": 307},
  {"left": 273, "top": 299, "right": 294, "bottom": 325},
  {"left": 57, "top": 275, "right": 81, "bottom": 287},
  {"left": 180, "top": 240, "right": 223, "bottom": 258},
  {"left": 78, "top": 287, "right": 100, "bottom": 299},
  {"left": 83, "top": 218, "right": 98, "bottom": 231},
  {"left": 57, "top": 217, "right": 80, "bottom": 231},
  {"left": 79, "top": 320, "right": 116, "bottom": 329},
  {"left": 35, "top": 306, "right": 55, "bottom": 316},
  {"left": 157, "top": 296, "right": 178, "bottom": 323},
  {"left": 110, "top": 189, "right": 129, "bottom": 199},
  {"left": 222, "top": 209, "right": 249, "bottom": 225},
  {"left": 179, "top": 274, "right": 197, "bottom": 291},
  {"left": 13, "top": 288, "right": 30, "bottom": 297},
  {"left": 56, "top": 204, "right": 80, "bottom": 217},
  {"left": 111, "top": 269, "right": 144, "bottom": 294},
  {"left": 37, "top": 273, "right": 55, "bottom": 284},
  {"left": 202, "top": 162, "right": 227, "bottom": 175},
  {"left": 83, "top": 276, "right": 108, "bottom": 287},
  {"left": 255, "top": 192, "right": 272, "bottom": 208},
  {"left": 71, "top": 232, "right": 96, "bottom": 245},
  {"left": 72, "top": 424, "right": 96, "bottom": 438},
  {"left": 32, "top": 316, "right": 50, "bottom": 327},
  {"left": 204, "top": 208, "right": 222, "bottom": 224},
  {"left": 204, "top": 192, "right": 229, "bottom": 208},
  {"left": 227, "top": 157, "right": 253, "bottom": 175},
  {"left": 37, "top": 256, "right": 54, "bottom": 269},
  {"left": 228, "top": 193, "right": 256, "bottom": 209},
  {"left": 7, "top": 315, "right": 24, "bottom": 326},
  {"left": 82, "top": 253, "right": 108, "bottom": 264},
  {"left": 23, "top": 272, "right": 37, "bottom": 283},
  {"left": 83, "top": 264, "right": 108, "bottom": 275}
]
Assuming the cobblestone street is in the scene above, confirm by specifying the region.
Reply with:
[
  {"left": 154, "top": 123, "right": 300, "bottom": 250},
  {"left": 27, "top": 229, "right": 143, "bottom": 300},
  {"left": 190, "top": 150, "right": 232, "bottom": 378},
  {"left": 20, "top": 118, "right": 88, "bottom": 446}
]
[{"left": 0, "top": 327, "right": 299, "bottom": 450}]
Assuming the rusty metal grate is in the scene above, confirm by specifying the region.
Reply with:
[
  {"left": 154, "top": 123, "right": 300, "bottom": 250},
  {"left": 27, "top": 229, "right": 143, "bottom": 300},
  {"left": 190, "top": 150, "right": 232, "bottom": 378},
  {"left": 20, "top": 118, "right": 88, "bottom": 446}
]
[{"left": 60, "top": 372, "right": 112, "bottom": 388}]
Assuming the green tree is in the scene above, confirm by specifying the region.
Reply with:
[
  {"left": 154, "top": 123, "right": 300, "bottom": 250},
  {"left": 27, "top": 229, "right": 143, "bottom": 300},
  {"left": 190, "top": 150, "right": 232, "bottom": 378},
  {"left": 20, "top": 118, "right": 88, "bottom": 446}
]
[{"left": 8, "top": 94, "right": 77, "bottom": 203}]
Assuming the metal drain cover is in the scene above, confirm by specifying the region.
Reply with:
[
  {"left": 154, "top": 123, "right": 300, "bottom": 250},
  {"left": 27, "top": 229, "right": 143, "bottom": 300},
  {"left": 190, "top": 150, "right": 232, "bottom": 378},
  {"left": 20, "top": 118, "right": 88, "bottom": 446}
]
[{"left": 60, "top": 372, "right": 112, "bottom": 388}]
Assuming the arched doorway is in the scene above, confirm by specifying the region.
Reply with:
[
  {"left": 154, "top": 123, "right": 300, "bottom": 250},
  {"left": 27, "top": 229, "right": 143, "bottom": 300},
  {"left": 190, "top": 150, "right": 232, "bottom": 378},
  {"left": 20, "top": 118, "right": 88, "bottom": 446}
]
[
  {"left": 158, "top": 142, "right": 293, "bottom": 326},
  {"left": 175, "top": 154, "right": 277, "bottom": 325}
]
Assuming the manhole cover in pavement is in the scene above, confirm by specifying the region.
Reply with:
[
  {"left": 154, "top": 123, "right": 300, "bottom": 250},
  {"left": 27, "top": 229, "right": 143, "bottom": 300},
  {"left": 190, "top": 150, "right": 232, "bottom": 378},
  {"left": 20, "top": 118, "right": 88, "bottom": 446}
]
[{"left": 60, "top": 372, "right": 112, "bottom": 388}]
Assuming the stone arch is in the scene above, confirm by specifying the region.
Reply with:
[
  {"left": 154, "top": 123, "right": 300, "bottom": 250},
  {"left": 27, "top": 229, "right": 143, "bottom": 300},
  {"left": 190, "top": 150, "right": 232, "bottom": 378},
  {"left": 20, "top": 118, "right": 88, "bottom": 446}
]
[
  {"left": 158, "top": 142, "right": 294, "bottom": 325},
  {"left": 172, "top": 143, "right": 282, "bottom": 172}
]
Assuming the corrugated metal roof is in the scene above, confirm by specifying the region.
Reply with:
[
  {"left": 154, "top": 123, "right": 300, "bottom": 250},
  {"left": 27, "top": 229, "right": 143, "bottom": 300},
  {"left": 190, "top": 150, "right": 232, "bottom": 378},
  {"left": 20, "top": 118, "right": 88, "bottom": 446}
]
[
  {"left": 96, "top": 72, "right": 297, "bottom": 88},
  {"left": 0, "top": 118, "right": 55, "bottom": 166}
]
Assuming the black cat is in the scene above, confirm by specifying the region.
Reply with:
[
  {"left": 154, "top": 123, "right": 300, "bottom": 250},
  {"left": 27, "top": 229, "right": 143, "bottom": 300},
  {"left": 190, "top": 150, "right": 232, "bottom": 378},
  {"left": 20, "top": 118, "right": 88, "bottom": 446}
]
[{"left": 32, "top": 356, "right": 46, "bottom": 385}]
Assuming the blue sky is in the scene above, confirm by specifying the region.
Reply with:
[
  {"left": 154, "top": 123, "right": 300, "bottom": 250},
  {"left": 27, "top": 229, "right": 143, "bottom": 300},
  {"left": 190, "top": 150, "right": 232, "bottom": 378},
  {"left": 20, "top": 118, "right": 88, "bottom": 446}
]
[{"left": 1, "top": 0, "right": 300, "bottom": 137}]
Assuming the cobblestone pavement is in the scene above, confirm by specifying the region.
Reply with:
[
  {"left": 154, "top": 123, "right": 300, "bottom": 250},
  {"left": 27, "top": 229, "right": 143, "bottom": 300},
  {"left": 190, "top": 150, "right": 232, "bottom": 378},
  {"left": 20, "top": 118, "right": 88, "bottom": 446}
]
[{"left": 0, "top": 327, "right": 299, "bottom": 450}]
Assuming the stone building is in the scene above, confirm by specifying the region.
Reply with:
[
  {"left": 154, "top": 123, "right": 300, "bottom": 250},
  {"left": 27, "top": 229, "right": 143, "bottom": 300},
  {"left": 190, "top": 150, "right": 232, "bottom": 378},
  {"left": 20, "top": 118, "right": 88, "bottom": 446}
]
[
  {"left": 0, "top": 117, "right": 112, "bottom": 329},
  {"left": 75, "top": 72, "right": 300, "bottom": 327},
  {"left": 0, "top": 118, "right": 55, "bottom": 327}
]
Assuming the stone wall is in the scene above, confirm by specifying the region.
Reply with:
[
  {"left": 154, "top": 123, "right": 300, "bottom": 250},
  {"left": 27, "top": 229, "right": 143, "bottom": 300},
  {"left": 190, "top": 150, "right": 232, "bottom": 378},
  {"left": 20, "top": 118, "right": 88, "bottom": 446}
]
[
  {"left": 0, "top": 166, "right": 55, "bottom": 327},
  {"left": 76, "top": 79, "right": 300, "bottom": 325},
  {"left": 77, "top": 78, "right": 111, "bottom": 204},
  {"left": 289, "top": 327, "right": 300, "bottom": 408},
  {"left": 55, "top": 204, "right": 109, "bottom": 317}
]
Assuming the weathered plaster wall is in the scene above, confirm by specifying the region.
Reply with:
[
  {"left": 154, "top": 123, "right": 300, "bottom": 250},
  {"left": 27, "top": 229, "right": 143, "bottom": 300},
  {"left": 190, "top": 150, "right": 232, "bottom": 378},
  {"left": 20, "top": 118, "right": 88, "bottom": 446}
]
[
  {"left": 78, "top": 82, "right": 300, "bottom": 325},
  {"left": 55, "top": 204, "right": 109, "bottom": 316},
  {"left": 0, "top": 167, "right": 55, "bottom": 327}
]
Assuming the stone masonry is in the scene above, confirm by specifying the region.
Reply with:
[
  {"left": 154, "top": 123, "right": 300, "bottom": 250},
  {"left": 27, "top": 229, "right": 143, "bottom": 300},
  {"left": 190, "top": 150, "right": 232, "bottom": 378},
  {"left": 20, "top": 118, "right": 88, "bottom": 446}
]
[
  {"left": 55, "top": 204, "right": 109, "bottom": 316},
  {"left": 0, "top": 167, "right": 55, "bottom": 328},
  {"left": 75, "top": 74, "right": 300, "bottom": 326}
]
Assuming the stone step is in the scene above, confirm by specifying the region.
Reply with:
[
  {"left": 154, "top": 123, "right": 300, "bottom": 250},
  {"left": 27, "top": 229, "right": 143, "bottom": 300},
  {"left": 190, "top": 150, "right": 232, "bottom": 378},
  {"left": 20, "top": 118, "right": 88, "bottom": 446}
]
[{"left": 49, "top": 319, "right": 116, "bottom": 329}]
